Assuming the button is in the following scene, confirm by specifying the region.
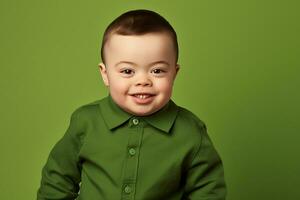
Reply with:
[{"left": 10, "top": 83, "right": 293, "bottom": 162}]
[
  {"left": 129, "top": 148, "right": 136, "bottom": 156},
  {"left": 132, "top": 118, "right": 139, "bottom": 125},
  {"left": 124, "top": 185, "right": 132, "bottom": 194}
]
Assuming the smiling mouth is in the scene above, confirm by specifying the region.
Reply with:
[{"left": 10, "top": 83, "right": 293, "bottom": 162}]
[{"left": 133, "top": 94, "right": 152, "bottom": 99}]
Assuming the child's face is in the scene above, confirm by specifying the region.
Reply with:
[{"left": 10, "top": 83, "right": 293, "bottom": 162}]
[{"left": 99, "top": 32, "right": 179, "bottom": 116}]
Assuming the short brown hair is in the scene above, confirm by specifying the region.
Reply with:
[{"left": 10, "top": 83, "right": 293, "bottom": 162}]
[{"left": 100, "top": 9, "right": 178, "bottom": 64}]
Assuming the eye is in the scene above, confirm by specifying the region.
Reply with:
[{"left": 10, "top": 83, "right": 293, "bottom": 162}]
[
  {"left": 151, "top": 69, "right": 165, "bottom": 74},
  {"left": 121, "top": 69, "right": 134, "bottom": 75}
]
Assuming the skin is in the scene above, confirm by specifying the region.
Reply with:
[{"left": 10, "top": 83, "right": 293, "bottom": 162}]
[{"left": 99, "top": 32, "right": 180, "bottom": 116}]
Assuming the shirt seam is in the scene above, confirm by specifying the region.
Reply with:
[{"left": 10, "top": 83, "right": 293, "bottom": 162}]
[
  {"left": 74, "top": 108, "right": 87, "bottom": 166},
  {"left": 189, "top": 124, "right": 205, "bottom": 166}
]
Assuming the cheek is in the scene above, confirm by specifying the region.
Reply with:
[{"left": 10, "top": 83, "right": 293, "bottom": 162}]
[
  {"left": 155, "top": 79, "right": 174, "bottom": 93},
  {"left": 109, "top": 78, "right": 129, "bottom": 94}
]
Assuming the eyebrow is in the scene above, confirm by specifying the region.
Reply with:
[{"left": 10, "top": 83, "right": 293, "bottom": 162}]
[{"left": 115, "top": 60, "right": 170, "bottom": 67}]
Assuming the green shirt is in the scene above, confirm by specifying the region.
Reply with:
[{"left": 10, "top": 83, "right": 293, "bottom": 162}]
[{"left": 37, "top": 95, "right": 226, "bottom": 200}]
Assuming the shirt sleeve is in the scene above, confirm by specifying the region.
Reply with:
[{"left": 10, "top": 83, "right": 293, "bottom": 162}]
[
  {"left": 37, "top": 109, "right": 85, "bottom": 200},
  {"left": 183, "top": 124, "right": 227, "bottom": 200}
]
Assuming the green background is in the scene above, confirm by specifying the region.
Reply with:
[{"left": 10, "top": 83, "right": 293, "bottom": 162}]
[{"left": 1, "top": 0, "right": 299, "bottom": 199}]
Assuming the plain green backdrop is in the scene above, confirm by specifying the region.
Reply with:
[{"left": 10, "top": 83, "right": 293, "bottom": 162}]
[{"left": 1, "top": 0, "right": 299, "bottom": 199}]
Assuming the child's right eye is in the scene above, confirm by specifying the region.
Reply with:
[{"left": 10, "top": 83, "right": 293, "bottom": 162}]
[{"left": 120, "top": 69, "right": 134, "bottom": 75}]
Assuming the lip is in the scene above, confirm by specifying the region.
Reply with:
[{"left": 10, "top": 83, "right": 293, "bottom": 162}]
[{"left": 130, "top": 93, "right": 155, "bottom": 104}]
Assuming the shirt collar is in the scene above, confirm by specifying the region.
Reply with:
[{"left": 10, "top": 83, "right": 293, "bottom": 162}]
[{"left": 98, "top": 95, "right": 178, "bottom": 134}]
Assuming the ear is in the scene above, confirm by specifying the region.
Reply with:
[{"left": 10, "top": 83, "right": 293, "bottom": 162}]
[
  {"left": 98, "top": 63, "right": 109, "bottom": 86},
  {"left": 175, "top": 64, "right": 180, "bottom": 74},
  {"left": 173, "top": 63, "right": 180, "bottom": 80}
]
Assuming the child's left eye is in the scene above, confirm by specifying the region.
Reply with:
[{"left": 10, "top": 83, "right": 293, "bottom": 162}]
[{"left": 151, "top": 69, "right": 164, "bottom": 74}]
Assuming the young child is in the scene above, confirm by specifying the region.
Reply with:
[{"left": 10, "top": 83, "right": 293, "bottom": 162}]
[{"left": 37, "top": 9, "right": 226, "bottom": 200}]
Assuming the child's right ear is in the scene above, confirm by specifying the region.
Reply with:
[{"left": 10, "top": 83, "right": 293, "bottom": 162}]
[{"left": 98, "top": 63, "right": 109, "bottom": 87}]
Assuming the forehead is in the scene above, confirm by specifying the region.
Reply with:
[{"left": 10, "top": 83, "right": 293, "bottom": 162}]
[{"left": 105, "top": 33, "right": 176, "bottom": 65}]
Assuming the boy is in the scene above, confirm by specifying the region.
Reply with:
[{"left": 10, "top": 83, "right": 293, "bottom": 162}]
[{"left": 37, "top": 9, "right": 226, "bottom": 200}]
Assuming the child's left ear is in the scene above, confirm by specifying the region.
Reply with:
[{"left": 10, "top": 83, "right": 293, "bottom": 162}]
[
  {"left": 175, "top": 64, "right": 180, "bottom": 74},
  {"left": 98, "top": 63, "right": 109, "bottom": 87},
  {"left": 174, "top": 64, "right": 180, "bottom": 78}
]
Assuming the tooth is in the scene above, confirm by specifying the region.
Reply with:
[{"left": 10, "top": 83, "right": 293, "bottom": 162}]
[{"left": 134, "top": 94, "right": 150, "bottom": 99}]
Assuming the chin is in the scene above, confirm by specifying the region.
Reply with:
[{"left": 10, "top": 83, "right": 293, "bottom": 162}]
[
  {"left": 131, "top": 110, "right": 152, "bottom": 116},
  {"left": 129, "top": 108, "right": 156, "bottom": 116}
]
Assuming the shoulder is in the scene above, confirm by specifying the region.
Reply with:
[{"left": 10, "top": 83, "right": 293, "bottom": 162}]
[
  {"left": 168, "top": 102, "right": 206, "bottom": 138},
  {"left": 171, "top": 104, "right": 209, "bottom": 146},
  {"left": 171, "top": 104, "right": 210, "bottom": 160},
  {"left": 175, "top": 105, "right": 207, "bottom": 131},
  {"left": 69, "top": 98, "right": 105, "bottom": 125},
  {"left": 72, "top": 99, "right": 101, "bottom": 115}
]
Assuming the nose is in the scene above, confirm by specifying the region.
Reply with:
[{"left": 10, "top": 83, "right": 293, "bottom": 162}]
[{"left": 135, "top": 73, "right": 152, "bottom": 87}]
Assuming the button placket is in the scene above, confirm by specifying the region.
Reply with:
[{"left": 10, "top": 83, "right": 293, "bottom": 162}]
[{"left": 121, "top": 119, "right": 144, "bottom": 199}]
